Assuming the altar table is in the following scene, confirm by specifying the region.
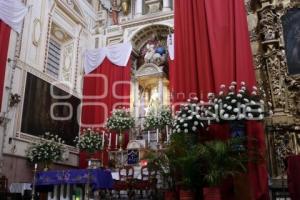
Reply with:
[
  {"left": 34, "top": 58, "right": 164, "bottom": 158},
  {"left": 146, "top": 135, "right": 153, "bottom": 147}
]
[{"left": 36, "top": 169, "right": 113, "bottom": 190}]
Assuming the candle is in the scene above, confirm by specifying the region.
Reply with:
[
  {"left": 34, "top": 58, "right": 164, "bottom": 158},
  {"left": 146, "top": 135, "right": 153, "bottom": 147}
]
[
  {"left": 156, "top": 129, "right": 159, "bottom": 143},
  {"left": 148, "top": 131, "right": 150, "bottom": 144},
  {"left": 102, "top": 131, "right": 105, "bottom": 147},
  {"left": 115, "top": 134, "right": 118, "bottom": 148},
  {"left": 88, "top": 160, "right": 92, "bottom": 166},
  {"left": 108, "top": 133, "right": 111, "bottom": 149},
  {"left": 166, "top": 125, "right": 169, "bottom": 142},
  {"left": 34, "top": 163, "right": 37, "bottom": 169}
]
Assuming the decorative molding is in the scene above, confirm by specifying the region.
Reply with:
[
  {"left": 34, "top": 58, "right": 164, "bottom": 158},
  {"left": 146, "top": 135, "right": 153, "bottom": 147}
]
[{"left": 32, "top": 18, "right": 42, "bottom": 46}]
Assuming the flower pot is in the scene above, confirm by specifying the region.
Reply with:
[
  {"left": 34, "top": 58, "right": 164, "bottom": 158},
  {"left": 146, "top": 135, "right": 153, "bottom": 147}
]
[
  {"left": 203, "top": 187, "right": 221, "bottom": 200},
  {"left": 180, "top": 189, "right": 194, "bottom": 200},
  {"left": 233, "top": 174, "right": 253, "bottom": 200},
  {"left": 165, "top": 191, "right": 176, "bottom": 200}
]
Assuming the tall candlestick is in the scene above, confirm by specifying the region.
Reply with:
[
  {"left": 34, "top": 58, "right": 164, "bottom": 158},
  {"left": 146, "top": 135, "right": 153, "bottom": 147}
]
[
  {"left": 34, "top": 163, "right": 37, "bottom": 170},
  {"left": 156, "top": 129, "right": 159, "bottom": 143},
  {"left": 148, "top": 131, "right": 150, "bottom": 145},
  {"left": 115, "top": 134, "right": 118, "bottom": 149},
  {"left": 166, "top": 126, "right": 169, "bottom": 142},
  {"left": 102, "top": 131, "right": 105, "bottom": 147},
  {"left": 108, "top": 133, "right": 111, "bottom": 149}
]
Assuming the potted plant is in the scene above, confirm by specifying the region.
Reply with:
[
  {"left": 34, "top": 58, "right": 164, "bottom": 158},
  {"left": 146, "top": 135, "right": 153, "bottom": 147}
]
[
  {"left": 199, "top": 137, "right": 249, "bottom": 200},
  {"left": 26, "top": 132, "right": 65, "bottom": 171},
  {"left": 74, "top": 128, "right": 103, "bottom": 168},
  {"left": 106, "top": 108, "right": 135, "bottom": 150},
  {"left": 143, "top": 150, "right": 176, "bottom": 200}
]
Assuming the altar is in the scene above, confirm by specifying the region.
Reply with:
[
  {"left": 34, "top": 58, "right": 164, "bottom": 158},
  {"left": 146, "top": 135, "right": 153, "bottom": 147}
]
[{"left": 35, "top": 169, "right": 113, "bottom": 200}]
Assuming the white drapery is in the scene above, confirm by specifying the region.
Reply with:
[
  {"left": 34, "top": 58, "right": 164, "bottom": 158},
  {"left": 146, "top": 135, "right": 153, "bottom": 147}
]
[
  {"left": 168, "top": 34, "right": 174, "bottom": 60},
  {"left": 0, "top": 0, "right": 28, "bottom": 33},
  {"left": 84, "top": 42, "right": 132, "bottom": 74}
]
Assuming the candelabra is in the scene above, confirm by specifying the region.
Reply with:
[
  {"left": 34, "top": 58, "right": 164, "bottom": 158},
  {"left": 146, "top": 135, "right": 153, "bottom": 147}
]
[
  {"left": 31, "top": 163, "right": 37, "bottom": 200},
  {"left": 85, "top": 161, "right": 91, "bottom": 200}
]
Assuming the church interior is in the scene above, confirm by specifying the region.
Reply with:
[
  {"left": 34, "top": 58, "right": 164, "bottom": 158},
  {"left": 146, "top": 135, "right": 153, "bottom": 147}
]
[{"left": 0, "top": 0, "right": 300, "bottom": 199}]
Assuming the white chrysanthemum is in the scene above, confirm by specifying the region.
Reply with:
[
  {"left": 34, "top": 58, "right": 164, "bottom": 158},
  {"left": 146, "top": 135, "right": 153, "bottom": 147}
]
[
  {"left": 258, "top": 108, "right": 263, "bottom": 113},
  {"left": 219, "top": 91, "right": 224, "bottom": 95},
  {"left": 194, "top": 121, "right": 199, "bottom": 126},
  {"left": 183, "top": 123, "right": 188, "bottom": 127},
  {"left": 244, "top": 98, "right": 249, "bottom": 103},
  {"left": 184, "top": 129, "right": 188, "bottom": 133},
  {"left": 224, "top": 114, "right": 229, "bottom": 119},
  {"left": 248, "top": 113, "right": 253, "bottom": 119},
  {"left": 196, "top": 115, "right": 201, "bottom": 119},
  {"left": 188, "top": 116, "right": 193, "bottom": 120},
  {"left": 241, "top": 81, "right": 246, "bottom": 86},
  {"left": 220, "top": 84, "right": 226, "bottom": 89},
  {"left": 253, "top": 86, "right": 258, "bottom": 91},
  {"left": 237, "top": 94, "right": 242, "bottom": 98},
  {"left": 246, "top": 107, "right": 252, "bottom": 112},
  {"left": 192, "top": 126, "right": 197, "bottom": 131},
  {"left": 231, "top": 99, "right": 237, "bottom": 103},
  {"left": 233, "top": 108, "right": 239, "bottom": 113}
]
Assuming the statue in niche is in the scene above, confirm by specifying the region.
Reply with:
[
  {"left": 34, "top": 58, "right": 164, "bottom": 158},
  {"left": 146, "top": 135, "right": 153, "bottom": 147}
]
[
  {"left": 142, "top": 39, "right": 167, "bottom": 66},
  {"left": 100, "top": 0, "right": 130, "bottom": 25}
]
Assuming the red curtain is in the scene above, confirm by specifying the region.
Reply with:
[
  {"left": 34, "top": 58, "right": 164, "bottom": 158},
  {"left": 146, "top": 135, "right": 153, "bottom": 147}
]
[
  {"left": 171, "top": 0, "right": 268, "bottom": 200},
  {"left": 0, "top": 20, "right": 11, "bottom": 110},
  {"left": 80, "top": 58, "right": 131, "bottom": 168}
]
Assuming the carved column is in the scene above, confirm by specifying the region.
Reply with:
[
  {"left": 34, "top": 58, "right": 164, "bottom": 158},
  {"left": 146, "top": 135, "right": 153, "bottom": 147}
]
[
  {"left": 135, "top": 0, "right": 143, "bottom": 17},
  {"left": 162, "top": 0, "right": 171, "bottom": 11},
  {"left": 159, "top": 77, "right": 163, "bottom": 104}
]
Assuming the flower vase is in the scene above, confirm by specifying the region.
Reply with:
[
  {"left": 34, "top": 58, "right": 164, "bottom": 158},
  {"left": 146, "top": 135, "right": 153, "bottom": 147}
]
[{"left": 43, "top": 162, "right": 51, "bottom": 171}]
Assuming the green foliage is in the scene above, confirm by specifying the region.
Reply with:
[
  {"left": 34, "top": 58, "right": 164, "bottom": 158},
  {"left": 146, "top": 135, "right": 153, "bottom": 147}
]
[
  {"left": 165, "top": 133, "right": 204, "bottom": 189},
  {"left": 74, "top": 128, "right": 103, "bottom": 154},
  {"left": 144, "top": 106, "right": 173, "bottom": 130},
  {"left": 106, "top": 108, "right": 135, "bottom": 132},
  {"left": 199, "top": 137, "right": 249, "bottom": 186},
  {"left": 26, "top": 132, "right": 65, "bottom": 163}
]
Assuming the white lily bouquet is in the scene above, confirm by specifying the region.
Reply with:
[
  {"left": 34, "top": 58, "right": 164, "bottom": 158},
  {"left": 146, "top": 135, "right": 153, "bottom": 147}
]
[
  {"left": 26, "top": 132, "right": 65, "bottom": 164},
  {"left": 144, "top": 106, "right": 173, "bottom": 130},
  {"left": 106, "top": 108, "right": 135, "bottom": 132},
  {"left": 74, "top": 128, "right": 103, "bottom": 155}
]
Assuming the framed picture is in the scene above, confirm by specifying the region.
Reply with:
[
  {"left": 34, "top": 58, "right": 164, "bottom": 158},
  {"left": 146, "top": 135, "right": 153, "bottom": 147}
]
[{"left": 282, "top": 8, "right": 300, "bottom": 75}]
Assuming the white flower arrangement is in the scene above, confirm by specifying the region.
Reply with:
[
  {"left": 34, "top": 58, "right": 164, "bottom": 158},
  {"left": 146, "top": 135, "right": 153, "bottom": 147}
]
[
  {"left": 26, "top": 132, "right": 65, "bottom": 163},
  {"left": 173, "top": 97, "right": 207, "bottom": 134},
  {"left": 74, "top": 128, "right": 103, "bottom": 155},
  {"left": 144, "top": 106, "right": 173, "bottom": 130},
  {"left": 106, "top": 108, "right": 135, "bottom": 132}
]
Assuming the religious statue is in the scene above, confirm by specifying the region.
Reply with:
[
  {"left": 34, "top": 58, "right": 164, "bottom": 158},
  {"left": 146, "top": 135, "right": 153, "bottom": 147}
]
[
  {"left": 100, "top": 0, "right": 130, "bottom": 25},
  {"left": 143, "top": 40, "right": 167, "bottom": 66}
]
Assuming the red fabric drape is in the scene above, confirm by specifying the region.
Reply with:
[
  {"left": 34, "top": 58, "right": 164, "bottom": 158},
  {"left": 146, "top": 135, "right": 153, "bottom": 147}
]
[
  {"left": 0, "top": 20, "right": 11, "bottom": 110},
  {"left": 172, "top": 1, "right": 268, "bottom": 200},
  {"left": 287, "top": 155, "right": 300, "bottom": 200},
  {"left": 80, "top": 58, "right": 131, "bottom": 168}
]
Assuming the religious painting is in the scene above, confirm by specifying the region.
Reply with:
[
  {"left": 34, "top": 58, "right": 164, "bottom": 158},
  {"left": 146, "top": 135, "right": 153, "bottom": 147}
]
[
  {"left": 21, "top": 73, "right": 80, "bottom": 146},
  {"left": 282, "top": 8, "right": 300, "bottom": 75}
]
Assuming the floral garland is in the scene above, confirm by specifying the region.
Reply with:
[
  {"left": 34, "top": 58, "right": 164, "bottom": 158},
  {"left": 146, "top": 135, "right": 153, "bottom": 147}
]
[
  {"left": 106, "top": 108, "right": 135, "bottom": 132},
  {"left": 26, "top": 132, "right": 65, "bottom": 163},
  {"left": 144, "top": 106, "right": 173, "bottom": 130},
  {"left": 74, "top": 129, "right": 103, "bottom": 155}
]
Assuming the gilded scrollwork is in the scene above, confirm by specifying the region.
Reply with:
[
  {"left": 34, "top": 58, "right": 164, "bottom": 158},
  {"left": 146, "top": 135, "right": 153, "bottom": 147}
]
[{"left": 248, "top": 0, "right": 300, "bottom": 176}]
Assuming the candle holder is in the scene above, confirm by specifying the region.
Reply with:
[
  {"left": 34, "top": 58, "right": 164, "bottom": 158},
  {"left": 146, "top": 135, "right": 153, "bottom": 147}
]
[{"left": 31, "top": 164, "right": 38, "bottom": 200}]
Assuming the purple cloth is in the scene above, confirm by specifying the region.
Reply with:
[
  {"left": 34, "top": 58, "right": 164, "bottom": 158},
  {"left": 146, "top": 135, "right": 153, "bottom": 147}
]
[{"left": 36, "top": 169, "right": 113, "bottom": 190}]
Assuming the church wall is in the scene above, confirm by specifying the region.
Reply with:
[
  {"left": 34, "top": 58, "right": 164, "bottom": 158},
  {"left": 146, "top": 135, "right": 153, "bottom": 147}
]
[{"left": 0, "top": 0, "right": 175, "bottom": 184}]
